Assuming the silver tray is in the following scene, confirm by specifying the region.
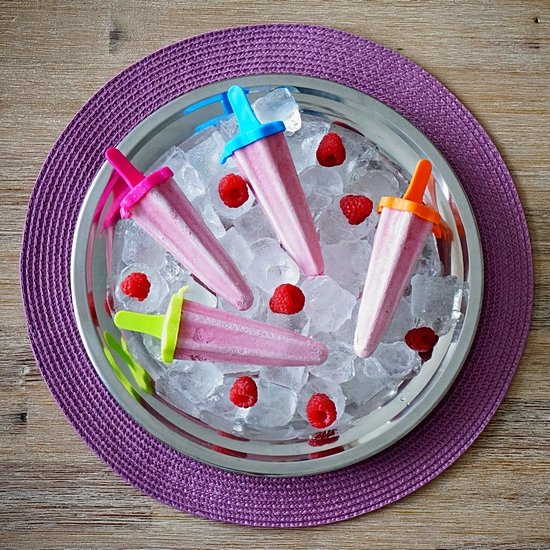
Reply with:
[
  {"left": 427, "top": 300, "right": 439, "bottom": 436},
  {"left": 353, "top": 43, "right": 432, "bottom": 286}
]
[{"left": 71, "top": 75, "right": 483, "bottom": 476}]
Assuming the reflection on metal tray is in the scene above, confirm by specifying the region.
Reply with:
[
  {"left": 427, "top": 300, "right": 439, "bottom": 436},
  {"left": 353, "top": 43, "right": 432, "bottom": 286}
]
[{"left": 71, "top": 75, "right": 483, "bottom": 476}]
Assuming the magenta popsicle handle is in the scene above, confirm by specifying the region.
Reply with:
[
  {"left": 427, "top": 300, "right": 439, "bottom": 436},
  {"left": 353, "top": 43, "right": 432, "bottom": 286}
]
[{"left": 105, "top": 147, "right": 144, "bottom": 189}]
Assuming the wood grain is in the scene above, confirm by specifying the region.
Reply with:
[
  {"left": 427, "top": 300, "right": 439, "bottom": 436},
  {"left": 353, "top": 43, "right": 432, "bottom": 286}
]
[{"left": 1, "top": 1, "right": 548, "bottom": 548}]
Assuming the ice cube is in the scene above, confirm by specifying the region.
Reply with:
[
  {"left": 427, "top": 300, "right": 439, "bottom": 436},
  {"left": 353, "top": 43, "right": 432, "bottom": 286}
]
[
  {"left": 328, "top": 124, "right": 378, "bottom": 174},
  {"left": 156, "top": 376, "right": 200, "bottom": 417},
  {"left": 114, "top": 263, "right": 169, "bottom": 314},
  {"left": 157, "top": 256, "right": 217, "bottom": 310},
  {"left": 111, "top": 219, "right": 132, "bottom": 274},
  {"left": 159, "top": 361, "right": 224, "bottom": 406},
  {"left": 382, "top": 297, "right": 416, "bottom": 343},
  {"left": 253, "top": 87, "right": 302, "bottom": 133},
  {"left": 122, "top": 332, "right": 165, "bottom": 381},
  {"left": 158, "top": 255, "right": 191, "bottom": 308},
  {"left": 216, "top": 363, "right": 262, "bottom": 375},
  {"left": 146, "top": 146, "right": 185, "bottom": 174},
  {"left": 180, "top": 127, "right": 226, "bottom": 183},
  {"left": 306, "top": 190, "right": 332, "bottom": 222},
  {"left": 148, "top": 146, "right": 207, "bottom": 201},
  {"left": 183, "top": 277, "right": 218, "bottom": 308},
  {"left": 341, "top": 359, "right": 396, "bottom": 413},
  {"left": 301, "top": 276, "right": 356, "bottom": 334},
  {"left": 308, "top": 337, "right": 355, "bottom": 383},
  {"left": 296, "top": 377, "right": 346, "bottom": 424},
  {"left": 299, "top": 165, "right": 343, "bottom": 197},
  {"left": 329, "top": 124, "right": 371, "bottom": 154},
  {"left": 142, "top": 333, "right": 163, "bottom": 362},
  {"left": 218, "top": 285, "right": 267, "bottom": 321},
  {"left": 216, "top": 114, "right": 239, "bottom": 141},
  {"left": 232, "top": 204, "right": 276, "bottom": 245},
  {"left": 200, "top": 377, "right": 249, "bottom": 432},
  {"left": 209, "top": 173, "right": 255, "bottom": 220},
  {"left": 337, "top": 303, "right": 360, "bottom": 345},
  {"left": 374, "top": 342, "right": 419, "bottom": 378},
  {"left": 362, "top": 356, "right": 388, "bottom": 378},
  {"left": 246, "top": 238, "right": 300, "bottom": 294},
  {"left": 322, "top": 240, "right": 372, "bottom": 297},
  {"left": 266, "top": 308, "right": 308, "bottom": 333},
  {"left": 347, "top": 169, "right": 401, "bottom": 211},
  {"left": 286, "top": 115, "right": 331, "bottom": 172},
  {"left": 333, "top": 412, "right": 354, "bottom": 431},
  {"left": 318, "top": 199, "right": 376, "bottom": 244},
  {"left": 411, "top": 274, "right": 460, "bottom": 324},
  {"left": 119, "top": 219, "right": 166, "bottom": 268},
  {"left": 341, "top": 147, "right": 383, "bottom": 190},
  {"left": 160, "top": 253, "right": 188, "bottom": 286},
  {"left": 246, "top": 380, "right": 298, "bottom": 428},
  {"left": 414, "top": 235, "right": 443, "bottom": 276},
  {"left": 191, "top": 195, "right": 226, "bottom": 238},
  {"left": 218, "top": 227, "right": 255, "bottom": 274},
  {"left": 258, "top": 366, "right": 308, "bottom": 392},
  {"left": 178, "top": 159, "right": 207, "bottom": 201}
]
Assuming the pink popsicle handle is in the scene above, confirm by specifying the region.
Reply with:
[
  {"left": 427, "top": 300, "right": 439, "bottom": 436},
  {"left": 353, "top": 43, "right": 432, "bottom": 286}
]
[{"left": 105, "top": 147, "right": 144, "bottom": 189}]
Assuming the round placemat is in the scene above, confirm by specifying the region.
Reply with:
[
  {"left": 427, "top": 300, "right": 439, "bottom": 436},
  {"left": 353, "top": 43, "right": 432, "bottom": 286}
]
[{"left": 21, "top": 24, "right": 532, "bottom": 527}]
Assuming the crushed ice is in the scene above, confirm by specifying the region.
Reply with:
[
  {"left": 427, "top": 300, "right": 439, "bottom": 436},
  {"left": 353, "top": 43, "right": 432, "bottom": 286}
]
[{"left": 108, "top": 87, "right": 464, "bottom": 440}]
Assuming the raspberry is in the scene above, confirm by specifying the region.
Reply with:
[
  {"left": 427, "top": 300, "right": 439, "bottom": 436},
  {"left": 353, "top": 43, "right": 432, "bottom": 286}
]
[
  {"left": 417, "top": 334, "right": 439, "bottom": 362},
  {"left": 120, "top": 272, "right": 151, "bottom": 301},
  {"left": 229, "top": 376, "right": 258, "bottom": 408},
  {"left": 339, "top": 194, "right": 373, "bottom": 225},
  {"left": 218, "top": 173, "right": 249, "bottom": 208},
  {"left": 405, "top": 327, "right": 438, "bottom": 352},
  {"left": 307, "top": 429, "right": 339, "bottom": 447},
  {"left": 306, "top": 393, "right": 337, "bottom": 428},
  {"left": 316, "top": 132, "right": 346, "bottom": 167},
  {"left": 269, "top": 283, "right": 305, "bottom": 314},
  {"left": 419, "top": 347, "right": 433, "bottom": 362}
]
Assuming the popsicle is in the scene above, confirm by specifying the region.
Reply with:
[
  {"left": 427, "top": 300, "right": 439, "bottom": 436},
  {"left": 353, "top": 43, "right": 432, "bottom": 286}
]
[
  {"left": 114, "top": 286, "right": 328, "bottom": 367},
  {"left": 354, "top": 159, "right": 441, "bottom": 358},
  {"left": 220, "top": 86, "right": 324, "bottom": 277},
  {"left": 105, "top": 147, "right": 253, "bottom": 311}
]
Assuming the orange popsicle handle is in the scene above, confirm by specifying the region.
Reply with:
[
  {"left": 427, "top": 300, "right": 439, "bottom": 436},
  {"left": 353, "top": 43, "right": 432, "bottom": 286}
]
[
  {"left": 378, "top": 196, "right": 441, "bottom": 225},
  {"left": 403, "top": 159, "right": 433, "bottom": 202},
  {"left": 378, "top": 159, "right": 441, "bottom": 226}
]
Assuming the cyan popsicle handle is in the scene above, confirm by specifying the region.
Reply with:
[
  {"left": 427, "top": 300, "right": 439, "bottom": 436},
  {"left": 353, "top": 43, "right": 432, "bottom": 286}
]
[{"left": 227, "top": 85, "right": 262, "bottom": 133}]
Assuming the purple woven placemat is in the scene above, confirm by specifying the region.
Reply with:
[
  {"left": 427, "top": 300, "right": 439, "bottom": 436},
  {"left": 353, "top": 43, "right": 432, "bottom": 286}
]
[{"left": 21, "top": 24, "right": 532, "bottom": 527}]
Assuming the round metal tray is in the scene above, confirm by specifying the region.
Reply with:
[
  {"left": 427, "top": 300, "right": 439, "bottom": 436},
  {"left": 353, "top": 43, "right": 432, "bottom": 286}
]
[{"left": 71, "top": 74, "right": 483, "bottom": 476}]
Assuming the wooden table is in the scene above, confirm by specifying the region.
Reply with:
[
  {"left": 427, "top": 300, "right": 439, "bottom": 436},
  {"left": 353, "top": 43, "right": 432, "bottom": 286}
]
[{"left": 1, "top": 1, "right": 548, "bottom": 548}]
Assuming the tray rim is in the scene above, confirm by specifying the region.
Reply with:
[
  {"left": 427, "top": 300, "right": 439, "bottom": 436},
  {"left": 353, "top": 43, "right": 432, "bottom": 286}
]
[{"left": 71, "top": 73, "right": 484, "bottom": 476}]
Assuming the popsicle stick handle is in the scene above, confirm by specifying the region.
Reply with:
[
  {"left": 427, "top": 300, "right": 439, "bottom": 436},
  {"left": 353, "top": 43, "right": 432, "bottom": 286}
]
[
  {"left": 113, "top": 310, "right": 165, "bottom": 339},
  {"left": 403, "top": 159, "right": 432, "bottom": 203},
  {"left": 227, "top": 85, "right": 260, "bottom": 133},
  {"left": 105, "top": 147, "right": 144, "bottom": 189}
]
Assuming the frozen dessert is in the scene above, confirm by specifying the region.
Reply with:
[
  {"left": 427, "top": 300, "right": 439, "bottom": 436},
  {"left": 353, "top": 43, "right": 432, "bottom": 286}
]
[
  {"left": 105, "top": 147, "right": 253, "bottom": 310},
  {"left": 220, "top": 85, "right": 324, "bottom": 276},
  {"left": 114, "top": 286, "right": 329, "bottom": 367},
  {"left": 354, "top": 159, "right": 441, "bottom": 358}
]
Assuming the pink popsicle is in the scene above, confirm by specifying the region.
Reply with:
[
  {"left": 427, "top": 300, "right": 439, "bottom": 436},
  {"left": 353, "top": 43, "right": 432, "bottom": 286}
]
[
  {"left": 354, "top": 160, "right": 441, "bottom": 358},
  {"left": 106, "top": 148, "right": 253, "bottom": 311},
  {"left": 221, "top": 86, "right": 324, "bottom": 277},
  {"left": 114, "top": 286, "right": 328, "bottom": 367}
]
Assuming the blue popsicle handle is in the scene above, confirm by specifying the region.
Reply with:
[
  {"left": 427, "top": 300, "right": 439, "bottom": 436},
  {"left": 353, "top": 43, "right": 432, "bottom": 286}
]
[{"left": 220, "top": 85, "right": 286, "bottom": 164}]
